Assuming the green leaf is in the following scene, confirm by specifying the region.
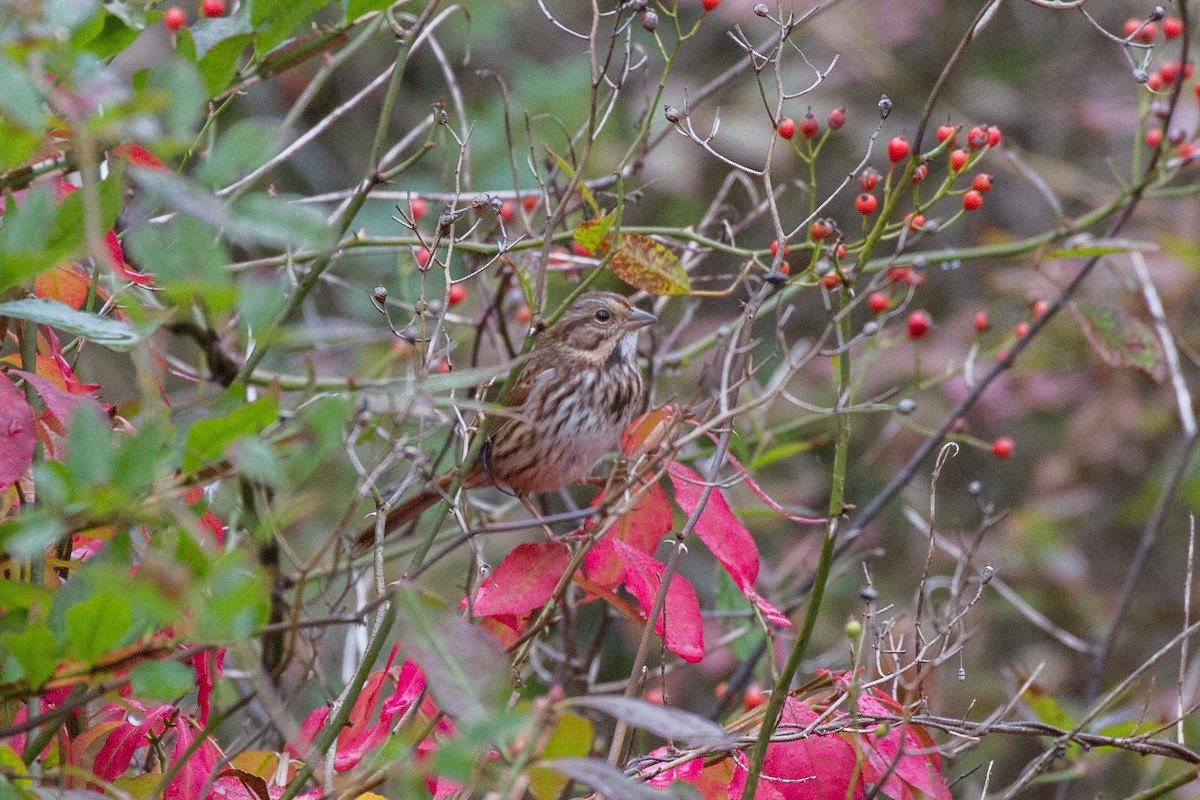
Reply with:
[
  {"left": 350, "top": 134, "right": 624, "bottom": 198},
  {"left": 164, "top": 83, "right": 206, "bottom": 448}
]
[
  {"left": 0, "top": 119, "right": 42, "bottom": 170},
  {"left": 183, "top": 395, "right": 279, "bottom": 475},
  {"left": 194, "top": 555, "right": 269, "bottom": 641},
  {"left": 67, "top": 407, "right": 113, "bottom": 488},
  {"left": 0, "top": 186, "right": 59, "bottom": 289},
  {"left": 45, "top": 172, "right": 123, "bottom": 260},
  {"left": 230, "top": 437, "right": 284, "bottom": 486},
  {"left": 0, "top": 299, "right": 142, "bottom": 350},
  {"left": 125, "top": 213, "right": 235, "bottom": 310},
  {"left": 228, "top": 194, "right": 335, "bottom": 251},
  {"left": 65, "top": 591, "right": 134, "bottom": 664},
  {"left": 190, "top": 7, "right": 254, "bottom": 57},
  {"left": 252, "top": 0, "right": 325, "bottom": 54},
  {"left": 0, "top": 56, "right": 45, "bottom": 129},
  {"left": 142, "top": 57, "right": 206, "bottom": 139},
  {"left": 396, "top": 587, "right": 510, "bottom": 723},
  {"left": 197, "top": 119, "right": 282, "bottom": 189},
  {"left": 83, "top": 11, "right": 142, "bottom": 59},
  {"left": 0, "top": 581, "right": 55, "bottom": 612},
  {"left": 528, "top": 713, "right": 593, "bottom": 800},
  {"left": 1071, "top": 301, "right": 1164, "bottom": 382},
  {"left": 610, "top": 233, "right": 690, "bottom": 296},
  {"left": 574, "top": 213, "right": 616, "bottom": 256},
  {"left": 130, "top": 660, "right": 195, "bottom": 700},
  {"left": 1, "top": 623, "right": 62, "bottom": 688},
  {"left": 344, "top": 0, "right": 393, "bottom": 21},
  {"left": 197, "top": 34, "right": 254, "bottom": 97},
  {"left": 44, "top": 0, "right": 100, "bottom": 34}
]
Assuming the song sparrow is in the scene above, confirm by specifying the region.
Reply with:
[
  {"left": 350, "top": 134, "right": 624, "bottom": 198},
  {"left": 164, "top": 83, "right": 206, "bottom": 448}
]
[{"left": 354, "top": 292, "right": 654, "bottom": 553}]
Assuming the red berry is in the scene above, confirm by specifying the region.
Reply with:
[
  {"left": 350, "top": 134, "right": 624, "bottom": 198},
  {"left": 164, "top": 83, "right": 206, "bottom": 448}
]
[
  {"left": 906, "top": 212, "right": 925, "bottom": 231},
  {"left": 164, "top": 6, "right": 186, "bottom": 30},
  {"left": 432, "top": 356, "right": 451, "bottom": 374},
  {"left": 1145, "top": 127, "right": 1163, "bottom": 148},
  {"left": 867, "top": 292, "right": 889, "bottom": 314},
  {"left": 967, "top": 126, "right": 988, "bottom": 150},
  {"left": 973, "top": 310, "right": 989, "bottom": 332},
  {"left": 995, "top": 348, "right": 1008, "bottom": 362},
  {"left": 515, "top": 306, "right": 532, "bottom": 324},
  {"left": 907, "top": 310, "right": 931, "bottom": 339},
  {"left": 820, "top": 272, "right": 841, "bottom": 288},
  {"left": 409, "top": 196, "right": 428, "bottom": 222},
  {"left": 949, "top": 149, "right": 969, "bottom": 171},
  {"left": 911, "top": 164, "right": 928, "bottom": 184},
  {"left": 770, "top": 239, "right": 789, "bottom": 256},
  {"left": 859, "top": 168, "right": 879, "bottom": 191},
  {"left": 702, "top": 0, "right": 719, "bottom": 10},
  {"left": 810, "top": 220, "right": 833, "bottom": 240},
  {"left": 547, "top": 246, "right": 571, "bottom": 267},
  {"left": 1013, "top": 321, "right": 1029, "bottom": 339},
  {"left": 1160, "top": 62, "right": 1181, "bottom": 84},
  {"left": 971, "top": 173, "right": 992, "bottom": 193},
  {"left": 885, "top": 266, "right": 924, "bottom": 286},
  {"left": 936, "top": 124, "right": 957, "bottom": 145},
  {"left": 522, "top": 195, "right": 538, "bottom": 212},
  {"left": 855, "top": 193, "right": 877, "bottom": 215},
  {"left": 1123, "top": 18, "right": 1156, "bottom": 43},
  {"left": 828, "top": 107, "right": 845, "bottom": 130},
  {"left": 799, "top": 113, "right": 819, "bottom": 139},
  {"left": 200, "top": 0, "right": 224, "bottom": 17},
  {"left": 1147, "top": 72, "right": 1165, "bottom": 91},
  {"left": 1163, "top": 17, "right": 1183, "bottom": 38},
  {"left": 986, "top": 125, "right": 1002, "bottom": 147},
  {"left": 836, "top": 244, "right": 847, "bottom": 260},
  {"left": 1176, "top": 140, "right": 1197, "bottom": 159},
  {"left": 1031, "top": 299, "right": 1050, "bottom": 318},
  {"left": 743, "top": 683, "right": 767, "bottom": 710},
  {"left": 776, "top": 260, "right": 791, "bottom": 276},
  {"left": 415, "top": 247, "right": 432, "bottom": 267},
  {"left": 887, "top": 136, "right": 910, "bottom": 163},
  {"left": 778, "top": 118, "right": 796, "bottom": 140},
  {"left": 1195, "top": 82, "right": 1200, "bottom": 101},
  {"left": 572, "top": 241, "right": 592, "bottom": 257},
  {"left": 992, "top": 437, "right": 1014, "bottom": 459},
  {"left": 962, "top": 190, "right": 983, "bottom": 211},
  {"left": 499, "top": 200, "right": 515, "bottom": 223},
  {"left": 447, "top": 283, "right": 466, "bottom": 306}
]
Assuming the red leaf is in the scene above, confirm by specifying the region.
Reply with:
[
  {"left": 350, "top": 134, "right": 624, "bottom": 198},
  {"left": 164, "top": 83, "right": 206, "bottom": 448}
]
[
  {"left": 286, "top": 706, "right": 329, "bottom": 760},
  {"left": 92, "top": 704, "right": 174, "bottom": 781},
  {"left": 10, "top": 369, "right": 103, "bottom": 428},
  {"left": 614, "top": 540, "right": 704, "bottom": 662},
  {"left": 727, "top": 699, "right": 863, "bottom": 800},
  {"left": 0, "top": 375, "right": 37, "bottom": 490},
  {"left": 471, "top": 542, "right": 570, "bottom": 617},
  {"left": 112, "top": 143, "right": 167, "bottom": 171},
  {"left": 192, "top": 647, "right": 225, "bottom": 727},
  {"left": 668, "top": 463, "right": 790, "bottom": 627},
  {"left": 164, "top": 717, "right": 220, "bottom": 800},
  {"left": 584, "top": 481, "right": 674, "bottom": 589},
  {"left": 34, "top": 264, "right": 96, "bottom": 310}
]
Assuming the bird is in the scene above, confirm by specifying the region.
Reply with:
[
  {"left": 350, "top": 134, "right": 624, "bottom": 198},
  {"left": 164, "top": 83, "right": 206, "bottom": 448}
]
[{"left": 354, "top": 291, "right": 654, "bottom": 553}]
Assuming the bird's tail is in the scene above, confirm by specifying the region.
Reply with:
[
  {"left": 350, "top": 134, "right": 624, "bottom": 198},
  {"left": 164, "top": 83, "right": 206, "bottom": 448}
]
[{"left": 352, "top": 470, "right": 472, "bottom": 554}]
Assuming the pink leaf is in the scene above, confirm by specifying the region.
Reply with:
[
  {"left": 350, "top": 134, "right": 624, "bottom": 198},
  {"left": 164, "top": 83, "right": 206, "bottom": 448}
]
[
  {"left": 644, "top": 745, "right": 704, "bottom": 787},
  {"left": 0, "top": 375, "right": 37, "bottom": 490},
  {"left": 614, "top": 540, "right": 704, "bottom": 662},
  {"left": 471, "top": 542, "right": 570, "bottom": 617},
  {"left": 668, "top": 463, "right": 790, "bottom": 628},
  {"left": 381, "top": 660, "right": 426, "bottom": 721},
  {"left": 164, "top": 717, "right": 220, "bottom": 800},
  {"left": 584, "top": 481, "right": 674, "bottom": 590},
  {"left": 728, "top": 699, "right": 863, "bottom": 800},
  {"left": 12, "top": 369, "right": 103, "bottom": 428}
]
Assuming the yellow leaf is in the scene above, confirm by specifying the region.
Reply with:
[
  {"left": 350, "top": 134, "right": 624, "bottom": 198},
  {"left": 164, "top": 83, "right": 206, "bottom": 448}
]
[{"left": 610, "top": 232, "right": 690, "bottom": 296}]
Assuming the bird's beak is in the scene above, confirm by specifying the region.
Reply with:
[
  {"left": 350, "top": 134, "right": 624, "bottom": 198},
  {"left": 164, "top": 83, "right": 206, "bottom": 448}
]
[{"left": 625, "top": 307, "right": 656, "bottom": 331}]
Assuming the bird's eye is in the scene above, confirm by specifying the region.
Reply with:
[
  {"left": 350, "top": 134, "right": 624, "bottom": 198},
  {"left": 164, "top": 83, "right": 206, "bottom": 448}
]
[{"left": 594, "top": 309, "right": 611, "bottom": 322}]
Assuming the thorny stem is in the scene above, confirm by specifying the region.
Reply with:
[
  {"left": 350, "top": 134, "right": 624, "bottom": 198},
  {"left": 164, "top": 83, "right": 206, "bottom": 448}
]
[{"left": 740, "top": 288, "right": 851, "bottom": 800}]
